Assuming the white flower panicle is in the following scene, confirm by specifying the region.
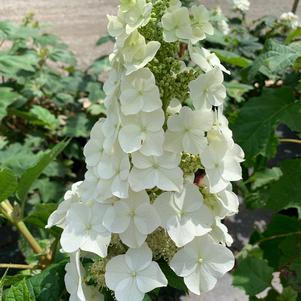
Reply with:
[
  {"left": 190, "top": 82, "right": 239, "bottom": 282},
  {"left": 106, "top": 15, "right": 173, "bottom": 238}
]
[
  {"left": 48, "top": 1, "right": 244, "bottom": 300},
  {"left": 232, "top": 0, "right": 250, "bottom": 13},
  {"left": 279, "top": 12, "right": 301, "bottom": 29}
]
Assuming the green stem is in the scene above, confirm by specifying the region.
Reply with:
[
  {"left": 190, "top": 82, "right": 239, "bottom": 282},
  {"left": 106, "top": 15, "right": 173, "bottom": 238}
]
[
  {"left": 279, "top": 138, "right": 301, "bottom": 145},
  {"left": 0, "top": 200, "right": 43, "bottom": 254},
  {"left": 0, "top": 263, "right": 36, "bottom": 270},
  {"left": 257, "top": 231, "right": 301, "bottom": 244},
  {"left": 292, "top": 0, "right": 300, "bottom": 13}
]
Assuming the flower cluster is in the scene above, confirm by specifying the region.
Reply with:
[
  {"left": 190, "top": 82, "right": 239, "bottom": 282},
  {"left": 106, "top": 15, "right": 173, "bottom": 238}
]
[
  {"left": 279, "top": 12, "right": 301, "bottom": 29},
  {"left": 48, "top": 1, "right": 244, "bottom": 300},
  {"left": 232, "top": 0, "right": 250, "bottom": 13}
]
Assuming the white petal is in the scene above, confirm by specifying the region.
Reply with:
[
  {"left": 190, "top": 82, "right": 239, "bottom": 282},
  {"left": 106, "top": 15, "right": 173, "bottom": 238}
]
[
  {"left": 81, "top": 230, "right": 111, "bottom": 257},
  {"left": 170, "top": 248, "right": 198, "bottom": 278},
  {"left": 129, "top": 167, "right": 157, "bottom": 191},
  {"left": 164, "top": 131, "right": 184, "bottom": 153},
  {"left": 157, "top": 167, "right": 183, "bottom": 192},
  {"left": 184, "top": 264, "right": 218, "bottom": 294},
  {"left": 103, "top": 202, "right": 130, "bottom": 233},
  {"left": 169, "top": 219, "right": 196, "bottom": 247},
  {"left": 125, "top": 243, "right": 152, "bottom": 272},
  {"left": 120, "top": 220, "right": 147, "bottom": 248},
  {"left": 140, "top": 130, "right": 164, "bottom": 156},
  {"left": 131, "top": 152, "right": 152, "bottom": 169},
  {"left": 153, "top": 192, "right": 175, "bottom": 228},
  {"left": 119, "top": 125, "right": 143, "bottom": 153},
  {"left": 134, "top": 203, "right": 160, "bottom": 234},
  {"left": 136, "top": 262, "right": 168, "bottom": 293},
  {"left": 115, "top": 278, "right": 144, "bottom": 301},
  {"left": 105, "top": 255, "right": 131, "bottom": 290}
]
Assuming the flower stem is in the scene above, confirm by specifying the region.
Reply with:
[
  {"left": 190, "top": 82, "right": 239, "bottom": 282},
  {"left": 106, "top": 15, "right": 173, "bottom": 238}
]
[
  {"left": 279, "top": 138, "right": 301, "bottom": 145},
  {"left": 0, "top": 263, "right": 36, "bottom": 270},
  {"left": 292, "top": 0, "right": 300, "bottom": 13},
  {"left": 15, "top": 221, "right": 43, "bottom": 254},
  {"left": 0, "top": 200, "right": 43, "bottom": 254},
  {"left": 257, "top": 231, "right": 301, "bottom": 244}
]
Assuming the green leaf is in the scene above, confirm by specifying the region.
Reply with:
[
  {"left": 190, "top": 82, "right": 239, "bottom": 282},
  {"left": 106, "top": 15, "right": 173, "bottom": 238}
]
[
  {"left": 17, "top": 139, "right": 70, "bottom": 201},
  {"left": 232, "top": 87, "right": 300, "bottom": 161},
  {"left": 30, "top": 105, "right": 59, "bottom": 131},
  {"left": 48, "top": 48, "right": 76, "bottom": 65},
  {"left": 96, "top": 35, "right": 114, "bottom": 45},
  {"left": 248, "top": 167, "right": 283, "bottom": 190},
  {"left": 0, "top": 168, "right": 17, "bottom": 202},
  {"left": 249, "top": 40, "right": 301, "bottom": 79},
  {"left": 0, "top": 53, "right": 37, "bottom": 76},
  {"left": 211, "top": 49, "right": 252, "bottom": 68},
  {"left": 266, "top": 159, "right": 301, "bottom": 216},
  {"left": 286, "top": 28, "right": 301, "bottom": 44},
  {"left": 86, "top": 82, "right": 105, "bottom": 103},
  {"left": 142, "top": 295, "right": 152, "bottom": 301},
  {"left": 88, "top": 55, "right": 111, "bottom": 76},
  {"left": 0, "top": 87, "right": 20, "bottom": 120},
  {"left": 277, "top": 287, "right": 298, "bottom": 301},
  {"left": 4, "top": 279, "right": 35, "bottom": 301},
  {"left": 25, "top": 203, "right": 57, "bottom": 228},
  {"left": 233, "top": 256, "right": 273, "bottom": 296},
  {"left": 255, "top": 215, "right": 301, "bottom": 269},
  {"left": 1, "top": 275, "right": 30, "bottom": 288},
  {"left": 225, "top": 81, "right": 253, "bottom": 103},
  {"left": 63, "top": 113, "right": 91, "bottom": 137},
  {"left": 27, "top": 260, "right": 67, "bottom": 301},
  {"left": 33, "top": 179, "right": 65, "bottom": 203},
  {"left": 0, "top": 143, "right": 41, "bottom": 176}
]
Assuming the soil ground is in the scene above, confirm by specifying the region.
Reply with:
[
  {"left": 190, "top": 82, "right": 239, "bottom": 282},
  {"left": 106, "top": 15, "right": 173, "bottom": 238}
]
[{"left": 0, "top": 0, "right": 300, "bottom": 68}]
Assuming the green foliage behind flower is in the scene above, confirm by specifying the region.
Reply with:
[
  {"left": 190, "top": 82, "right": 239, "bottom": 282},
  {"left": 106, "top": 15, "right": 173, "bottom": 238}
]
[
  {"left": 0, "top": 14, "right": 111, "bottom": 300},
  {"left": 207, "top": 7, "right": 301, "bottom": 300}
]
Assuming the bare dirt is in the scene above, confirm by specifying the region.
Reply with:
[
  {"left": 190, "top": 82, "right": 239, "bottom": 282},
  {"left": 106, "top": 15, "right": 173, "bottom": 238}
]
[{"left": 0, "top": 0, "right": 300, "bottom": 68}]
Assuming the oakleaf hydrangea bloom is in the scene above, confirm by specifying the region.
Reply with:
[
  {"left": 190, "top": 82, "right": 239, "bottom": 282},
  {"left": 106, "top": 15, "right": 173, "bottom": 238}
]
[
  {"left": 48, "top": 1, "right": 244, "bottom": 300},
  {"left": 165, "top": 106, "right": 213, "bottom": 154},
  {"left": 120, "top": 68, "right": 161, "bottom": 115},
  {"left": 105, "top": 244, "right": 167, "bottom": 301},
  {"left": 103, "top": 190, "right": 160, "bottom": 247},
  {"left": 65, "top": 252, "right": 104, "bottom": 301},
  {"left": 189, "top": 67, "right": 227, "bottom": 109},
  {"left": 190, "top": 5, "right": 214, "bottom": 43},
  {"left": 161, "top": 6, "right": 192, "bottom": 42},
  {"left": 46, "top": 181, "right": 82, "bottom": 229},
  {"left": 129, "top": 151, "right": 183, "bottom": 192},
  {"left": 170, "top": 235, "right": 235, "bottom": 294},
  {"left": 279, "top": 12, "right": 301, "bottom": 29},
  {"left": 118, "top": 109, "right": 165, "bottom": 155},
  {"left": 188, "top": 43, "right": 230, "bottom": 74},
  {"left": 83, "top": 120, "right": 105, "bottom": 168},
  {"left": 154, "top": 183, "right": 213, "bottom": 247},
  {"left": 232, "top": 0, "right": 250, "bottom": 13},
  {"left": 60, "top": 202, "right": 111, "bottom": 257}
]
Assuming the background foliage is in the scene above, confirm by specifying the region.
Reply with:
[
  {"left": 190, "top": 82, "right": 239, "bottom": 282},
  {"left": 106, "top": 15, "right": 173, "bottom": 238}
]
[{"left": 0, "top": 3, "right": 301, "bottom": 301}]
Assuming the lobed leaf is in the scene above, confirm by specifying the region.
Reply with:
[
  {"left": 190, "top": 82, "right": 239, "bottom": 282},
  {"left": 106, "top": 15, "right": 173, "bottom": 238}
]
[
  {"left": 0, "top": 168, "right": 17, "bottom": 202},
  {"left": 233, "top": 256, "right": 273, "bottom": 296},
  {"left": 16, "top": 139, "right": 70, "bottom": 201},
  {"left": 232, "top": 87, "right": 301, "bottom": 162},
  {"left": 0, "top": 87, "right": 20, "bottom": 121}
]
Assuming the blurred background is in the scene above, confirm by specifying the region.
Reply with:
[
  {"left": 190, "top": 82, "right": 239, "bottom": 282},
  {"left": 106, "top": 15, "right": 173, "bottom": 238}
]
[{"left": 0, "top": 0, "right": 300, "bottom": 68}]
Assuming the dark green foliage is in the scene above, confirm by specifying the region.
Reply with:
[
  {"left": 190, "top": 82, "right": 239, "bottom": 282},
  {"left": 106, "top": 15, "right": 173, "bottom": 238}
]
[
  {"left": 233, "top": 256, "right": 273, "bottom": 296},
  {"left": 0, "top": 15, "right": 109, "bottom": 299}
]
